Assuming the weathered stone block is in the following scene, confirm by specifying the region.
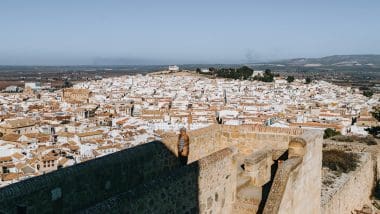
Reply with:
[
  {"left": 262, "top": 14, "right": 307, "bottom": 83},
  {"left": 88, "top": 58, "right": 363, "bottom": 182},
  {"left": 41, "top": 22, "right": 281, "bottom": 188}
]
[{"left": 245, "top": 150, "right": 273, "bottom": 186}]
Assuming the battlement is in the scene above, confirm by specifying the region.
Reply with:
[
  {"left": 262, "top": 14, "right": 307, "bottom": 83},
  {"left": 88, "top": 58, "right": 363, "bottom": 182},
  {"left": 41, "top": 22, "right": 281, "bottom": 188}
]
[{"left": 0, "top": 125, "right": 322, "bottom": 214}]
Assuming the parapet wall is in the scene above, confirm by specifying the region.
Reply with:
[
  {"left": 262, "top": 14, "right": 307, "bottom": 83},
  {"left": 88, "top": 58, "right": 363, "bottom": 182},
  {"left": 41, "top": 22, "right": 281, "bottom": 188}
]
[
  {"left": 323, "top": 140, "right": 380, "bottom": 180},
  {"left": 0, "top": 141, "right": 181, "bottom": 213},
  {"left": 161, "top": 124, "right": 304, "bottom": 163},
  {"left": 322, "top": 153, "right": 374, "bottom": 214},
  {"left": 159, "top": 124, "right": 224, "bottom": 163},
  {"left": 264, "top": 130, "right": 323, "bottom": 214},
  {"left": 263, "top": 157, "right": 303, "bottom": 214},
  {"left": 197, "top": 147, "right": 237, "bottom": 213},
  {"left": 81, "top": 148, "right": 237, "bottom": 214},
  {"left": 219, "top": 125, "right": 303, "bottom": 155}
]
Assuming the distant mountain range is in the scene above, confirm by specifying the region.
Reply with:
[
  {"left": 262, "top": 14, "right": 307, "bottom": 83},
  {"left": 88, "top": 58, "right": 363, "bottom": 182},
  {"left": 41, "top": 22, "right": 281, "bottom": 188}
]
[{"left": 269, "top": 55, "right": 380, "bottom": 67}]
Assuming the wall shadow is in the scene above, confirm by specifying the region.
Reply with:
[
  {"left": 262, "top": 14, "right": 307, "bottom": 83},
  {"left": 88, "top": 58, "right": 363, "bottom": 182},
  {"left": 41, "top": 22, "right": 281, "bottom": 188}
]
[
  {"left": 80, "top": 141, "right": 200, "bottom": 214},
  {"left": 257, "top": 150, "right": 288, "bottom": 213},
  {"left": 0, "top": 141, "right": 200, "bottom": 214}
]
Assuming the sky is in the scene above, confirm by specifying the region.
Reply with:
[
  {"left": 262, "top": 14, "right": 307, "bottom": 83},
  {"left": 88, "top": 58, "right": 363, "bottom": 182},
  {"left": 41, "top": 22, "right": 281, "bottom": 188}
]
[{"left": 0, "top": 0, "right": 380, "bottom": 65}]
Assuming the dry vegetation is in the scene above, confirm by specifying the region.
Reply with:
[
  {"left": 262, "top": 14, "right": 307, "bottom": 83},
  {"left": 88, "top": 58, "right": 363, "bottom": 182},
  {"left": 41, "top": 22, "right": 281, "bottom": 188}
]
[
  {"left": 321, "top": 150, "right": 361, "bottom": 203},
  {"left": 322, "top": 150, "right": 359, "bottom": 174},
  {"left": 331, "top": 135, "right": 377, "bottom": 145}
]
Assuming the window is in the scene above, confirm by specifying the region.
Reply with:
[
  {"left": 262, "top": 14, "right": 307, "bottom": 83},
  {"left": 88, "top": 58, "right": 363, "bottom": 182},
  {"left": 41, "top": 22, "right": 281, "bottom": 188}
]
[{"left": 2, "top": 166, "right": 9, "bottom": 173}]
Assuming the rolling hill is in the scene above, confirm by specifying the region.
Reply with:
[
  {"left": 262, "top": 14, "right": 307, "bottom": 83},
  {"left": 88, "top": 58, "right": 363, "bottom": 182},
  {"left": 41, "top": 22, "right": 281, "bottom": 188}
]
[{"left": 272, "top": 55, "right": 380, "bottom": 67}]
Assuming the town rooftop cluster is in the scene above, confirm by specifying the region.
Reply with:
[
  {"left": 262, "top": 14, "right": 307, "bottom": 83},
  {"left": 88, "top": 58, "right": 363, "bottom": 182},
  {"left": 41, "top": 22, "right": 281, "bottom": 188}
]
[{"left": 0, "top": 69, "right": 378, "bottom": 187}]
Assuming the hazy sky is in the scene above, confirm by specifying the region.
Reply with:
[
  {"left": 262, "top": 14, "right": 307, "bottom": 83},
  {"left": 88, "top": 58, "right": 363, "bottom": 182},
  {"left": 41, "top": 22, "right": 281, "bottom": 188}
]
[{"left": 1, "top": 0, "right": 379, "bottom": 65}]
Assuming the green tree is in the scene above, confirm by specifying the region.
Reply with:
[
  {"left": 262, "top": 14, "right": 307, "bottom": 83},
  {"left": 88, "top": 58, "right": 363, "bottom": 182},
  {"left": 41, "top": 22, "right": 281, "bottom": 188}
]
[
  {"left": 196, "top": 68, "right": 201, "bottom": 73},
  {"left": 286, "top": 76, "right": 295, "bottom": 83},
  {"left": 363, "top": 90, "right": 374, "bottom": 98},
  {"left": 209, "top": 67, "right": 216, "bottom": 72},
  {"left": 365, "top": 126, "right": 380, "bottom": 138},
  {"left": 305, "top": 77, "right": 312, "bottom": 84},
  {"left": 366, "top": 107, "right": 380, "bottom": 138},
  {"left": 62, "top": 79, "right": 73, "bottom": 88},
  {"left": 323, "top": 128, "right": 341, "bottom": 139},
  {"left": 262, "top": 69, "right": 274, "bottom": 82},
  {"left": 237, "top": 66, "right": 254, "bottom": 80},
  {"left": 214, "top": 66, "right": 253, "bottom": 80},
  {"left": 252, "top": 69, "right": 274, "bottom": 82}
]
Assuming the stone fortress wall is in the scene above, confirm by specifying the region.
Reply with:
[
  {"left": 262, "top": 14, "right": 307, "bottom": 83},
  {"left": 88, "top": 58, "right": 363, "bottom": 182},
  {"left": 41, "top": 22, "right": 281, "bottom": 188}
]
[
  {"left": 0, "top": 141, "right": 182, "bottom": 213},
  {"left": 161, "top": 124, "right": 304, "bottom": 163},
  {"left": 321, "top": 152, "right": 374, "bottom": 214},
  {"left": 264, "top": 130, "right": 323, "bottom": 214},
  {"left": 161, "top": 125, "right": 322, "bottom": 214},
  {"left": 0, "top": 124, "right": 323, "bottom": 214},
  {"left": 322, "top": 141, "right": 379, "bottom": 213},
  {"left": 324, "top": 141, "right": 380, "bottom": 180},
  {"left": 82, "top": 148, "right": 237, "bottom": 214}
]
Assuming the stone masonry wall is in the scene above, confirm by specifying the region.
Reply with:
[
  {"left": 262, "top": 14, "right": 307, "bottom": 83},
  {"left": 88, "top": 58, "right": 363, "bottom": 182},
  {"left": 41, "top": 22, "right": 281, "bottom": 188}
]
[
  {"left": 322, "top": 153, "right": 374, "bottom": 214},
  {"left": 0, "top": 124, "right": 310, "bottom": 214},
  {"left": 263, "top": 157, "right": 303, "bottom": 214},
  {"left": 81, "top": 148, "right": 237, "bottom": 214},
  {"left": 264, "top": 130, "right": 323, "bottom": 214},
  {"left": 219, "top": 125, "right": 303, "bottom": 155},
  {"left": 197, "top": 147, "right": 237, "bottom": 214},
  {"left": 161, "top": 124, "right": 303, "bottom": 163},
  {"left": 323, "top": 141, "right": 380, "bottom": 180},
  {"left": 0, "top": 141, "right": 181, "bottom": 214}
]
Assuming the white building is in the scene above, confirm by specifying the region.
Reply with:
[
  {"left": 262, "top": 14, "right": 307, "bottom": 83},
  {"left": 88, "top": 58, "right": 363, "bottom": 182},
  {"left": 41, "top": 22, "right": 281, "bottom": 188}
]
[
  {"left": 168, "top": 65, "right": 179, "bottom": 72},
  {"left": 25, "top": 82, "right": 41, "bottom": 90},
  {"left": 252, "top": 70, "right": 264, "bottom": 77},
  {"left": 4, "top": 86, "right": 22, "bottom": 93},
  {"left": 201, "top": 68, "right": 210, "bottom": 73}
]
